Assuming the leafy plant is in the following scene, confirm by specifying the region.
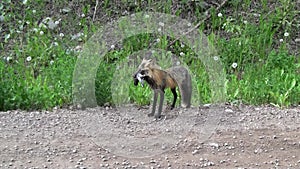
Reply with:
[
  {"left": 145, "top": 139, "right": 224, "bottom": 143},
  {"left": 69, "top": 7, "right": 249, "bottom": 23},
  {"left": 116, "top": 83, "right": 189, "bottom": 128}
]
[{"left": 0, "top": 0, "right": 299, "bottom": 111}]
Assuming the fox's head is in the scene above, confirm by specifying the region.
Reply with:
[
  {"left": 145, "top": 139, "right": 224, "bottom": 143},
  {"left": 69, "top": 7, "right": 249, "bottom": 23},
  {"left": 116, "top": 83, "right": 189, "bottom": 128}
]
[{"left": 133, "top": 58, "right": 158, "bottom": 86}]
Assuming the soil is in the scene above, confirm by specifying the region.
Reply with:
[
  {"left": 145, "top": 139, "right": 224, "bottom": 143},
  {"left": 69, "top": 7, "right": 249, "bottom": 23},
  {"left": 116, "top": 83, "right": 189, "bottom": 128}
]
[{"left": 0, "top": 104, "right": 299, "bottom": 169}]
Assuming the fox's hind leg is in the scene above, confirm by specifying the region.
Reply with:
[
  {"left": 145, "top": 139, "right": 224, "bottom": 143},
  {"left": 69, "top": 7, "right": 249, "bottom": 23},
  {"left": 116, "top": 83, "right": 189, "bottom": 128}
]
[
  {"left": 148, "top": 90, "right": 158, "bottom": 117},
  {"left": 170, "top": 88, "right": 177, "bottom": 109}
]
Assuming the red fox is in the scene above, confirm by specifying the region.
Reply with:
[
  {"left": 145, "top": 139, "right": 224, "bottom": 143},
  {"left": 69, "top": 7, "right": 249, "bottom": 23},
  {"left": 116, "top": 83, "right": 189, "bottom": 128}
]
[{"left": 133, "top": 58, "right": 192, "bottom": 118}]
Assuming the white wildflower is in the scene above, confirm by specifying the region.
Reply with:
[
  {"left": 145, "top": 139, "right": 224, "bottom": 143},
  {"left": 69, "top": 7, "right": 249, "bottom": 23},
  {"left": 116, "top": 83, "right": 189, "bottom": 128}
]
[
  {"left": 62, "top": 8, "right": 71, "bottom": 13},
  {"left": 213, "top": 56, "right": 219, "bottom": 61},
  {"left": 279, "top": 39, "right": 283, "bottom": 42},
  {"left": 181, "top": 43, "right": 185, "bottom": 48},
  {"left": 217, "top": 13, "right": 223, "bottom": 17},
  {"left": 48, "top": 19, "right": 57, "bottom": 29},
  {"left": 5, "top": 34, "right": 10, "bottom": 39},
  {"left": 71, "top": 32, "right": 83, "bottom": 40},
  {"left": 231, "top": 62, "right": 238, "bottom": 69},
  {"left": 38, "top": 22, "right": 47, "bottom": 29},
  {"left": 284, "top": 32, "right": 289, "bottom": 37},
  {"left": 50, "top": 60, "right": 54, "bottom": 65},
  {"left": 156, "top": 38, "right": 160, "bottom": 43},
  {"left": 179, "top": 52, "right": 185, "bottom": 56},
  {"left": 6, "top": 57, "right": 12, "bottom": 62},
  {"left": 33, "top": 28, "right": 38, "bottom": 32},
  {"left": 66, "top": 49, "right": 71, "bottom": 55},
  {"left": 176, "top": 61, "right": 181, "bottom": 66},
  {"left": 0, "top": 15, "right": 5, "bottom": 22},
  {"left": 26, "top": 56, "right": 32, "bottom": 62},
  {"left": 159, "top": 22, "right": 164, "bottom": 27},
  {"left": 187, "top": 23, "right": 192, "bottom": 27},
  {"left": 110, "top": 44, "right": 115, "bottom": 49},
  {"left": 144, "top": 14, "right": 150, "bottom": 18},
  {"left": 19, "top": 24, "right": 24, "bottom": 30},
  {"left": 253, "top": 13, "right": 261, "bottom": 17},
  {"left": 53, "top": 42, "right": 58, "bottom": 46},
  {"left": 32, "top": 10, "right": 36, "bottom": 14},
  {"left": 59, "top": 33, "right": 64, "bottom": 37},
  {"left": 23, "top": 0, "right": 28, "bottom": 5},
  {"left": 81, "top": 13, "right": 85, "bottom": 17},
  {"left": 74, "top": 45, "right": 82, "bottom": 52},
  {"left": 54, "top": 20, "right": 60, "bottom": 25},
  {"left": 40, "top": 31, "right": 44, "bottom": 35},
  {"left": 158, "top": 28, "right": 161, "bottom": 32}
]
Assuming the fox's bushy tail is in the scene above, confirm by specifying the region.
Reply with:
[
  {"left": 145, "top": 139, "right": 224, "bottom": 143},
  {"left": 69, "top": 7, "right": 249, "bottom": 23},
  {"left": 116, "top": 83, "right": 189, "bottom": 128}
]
[{"left": 167, "top": 66, "right": 192, "bottom": 108}]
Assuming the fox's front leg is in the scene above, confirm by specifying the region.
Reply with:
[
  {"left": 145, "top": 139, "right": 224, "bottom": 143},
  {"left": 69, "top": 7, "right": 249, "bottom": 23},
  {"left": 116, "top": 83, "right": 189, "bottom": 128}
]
[
  {"left": 148, "top": 90, "right": 158, "bottom": 117},
  {"left": 155, "top": 89, "right": 164, "bottom": 119}
]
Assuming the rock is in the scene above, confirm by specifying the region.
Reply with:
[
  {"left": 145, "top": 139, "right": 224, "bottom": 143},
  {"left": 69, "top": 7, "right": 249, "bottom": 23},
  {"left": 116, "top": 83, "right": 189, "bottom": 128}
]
[{"left": 208, "top": 143, "right": 219, "bottom": 149}]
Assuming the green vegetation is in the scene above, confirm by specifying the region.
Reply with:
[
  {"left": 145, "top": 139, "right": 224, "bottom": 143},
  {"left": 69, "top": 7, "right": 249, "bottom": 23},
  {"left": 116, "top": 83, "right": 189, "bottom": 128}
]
[{"left": 1, "top": 0, "right": 299, "bottom": 111}]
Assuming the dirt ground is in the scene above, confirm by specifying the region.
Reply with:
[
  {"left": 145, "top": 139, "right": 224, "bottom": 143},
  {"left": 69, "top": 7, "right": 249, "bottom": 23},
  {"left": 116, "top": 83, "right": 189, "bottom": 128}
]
[{"left": 0, "top": 104, "right": 299, "bottom": 169}]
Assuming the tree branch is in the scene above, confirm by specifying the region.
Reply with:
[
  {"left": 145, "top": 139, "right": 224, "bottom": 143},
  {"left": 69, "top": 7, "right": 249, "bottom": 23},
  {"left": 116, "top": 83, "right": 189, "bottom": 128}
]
[{"left": 168, "top": 0, "right": 229, "bottom": 47}]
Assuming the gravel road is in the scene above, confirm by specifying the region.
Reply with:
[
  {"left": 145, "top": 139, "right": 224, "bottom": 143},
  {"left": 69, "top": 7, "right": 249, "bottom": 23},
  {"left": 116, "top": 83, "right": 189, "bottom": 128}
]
[{"left": 0, "top": 104, "right": 299, "bottom": 169}]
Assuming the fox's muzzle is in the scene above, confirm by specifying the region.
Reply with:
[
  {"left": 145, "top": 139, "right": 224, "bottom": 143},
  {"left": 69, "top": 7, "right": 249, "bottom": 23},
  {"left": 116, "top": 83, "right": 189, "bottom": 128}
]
[
  {"left": 133, "top": 71, "right": 139, "bottom": 86},
  {"left": 133, "top": 70, "right": 145, "bottom": 87},
  {"left": 133, "top": 76, "right": 139, "bottom": 86}
]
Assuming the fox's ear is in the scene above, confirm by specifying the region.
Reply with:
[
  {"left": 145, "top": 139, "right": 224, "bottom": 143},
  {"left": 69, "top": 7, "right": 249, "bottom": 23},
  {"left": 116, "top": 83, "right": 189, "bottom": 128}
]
[
  {"left": 149, "top": 58, "right": 157, "bottom": 64},
  {"left": 144, "top": 62, "right": 150, "bottom": 67}
]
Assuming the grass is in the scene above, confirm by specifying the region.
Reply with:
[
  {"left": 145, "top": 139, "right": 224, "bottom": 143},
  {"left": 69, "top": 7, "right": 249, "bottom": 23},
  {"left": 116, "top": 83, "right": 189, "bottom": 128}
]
[{"left": 0, "top": 0, "right": 299, "bottom": 111}]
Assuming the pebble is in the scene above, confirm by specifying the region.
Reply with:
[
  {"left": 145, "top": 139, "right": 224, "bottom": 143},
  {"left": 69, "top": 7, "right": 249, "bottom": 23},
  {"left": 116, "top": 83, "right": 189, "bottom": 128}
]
[
  {"left": 192, "top": 149, "right": 199, "bottom": 155},
  {"left": 209, "top": 142, "right": 219, "bottom": 148},
  {"left": 225, "top": 109, "right": 234, "bottom": 113},
  {"left": 149, "top": 159, "right": 156, "bottom": 164}
]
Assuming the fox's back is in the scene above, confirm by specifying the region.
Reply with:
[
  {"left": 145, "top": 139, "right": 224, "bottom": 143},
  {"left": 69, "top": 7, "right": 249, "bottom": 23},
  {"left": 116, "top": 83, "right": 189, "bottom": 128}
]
[{"left": 149, "top": 68, "right": 177, "bottom": 89}]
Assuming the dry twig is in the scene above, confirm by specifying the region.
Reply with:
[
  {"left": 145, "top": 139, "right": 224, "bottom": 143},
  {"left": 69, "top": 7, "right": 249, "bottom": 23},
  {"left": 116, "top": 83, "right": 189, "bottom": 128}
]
[{"left": 93, "top": 0, "right": 99, "bottom": 22}]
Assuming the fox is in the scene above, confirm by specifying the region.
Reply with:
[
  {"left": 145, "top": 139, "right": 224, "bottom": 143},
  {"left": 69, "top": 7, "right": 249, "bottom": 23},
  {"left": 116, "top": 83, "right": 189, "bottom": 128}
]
[{"left": 133, "top": 58, "right": 192, "bottom": 118}]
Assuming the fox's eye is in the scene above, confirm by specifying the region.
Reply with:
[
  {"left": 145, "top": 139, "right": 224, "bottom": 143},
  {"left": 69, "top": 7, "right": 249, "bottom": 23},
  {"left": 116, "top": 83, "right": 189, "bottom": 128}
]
[{"left": 140, "top": 70, "right": 146, "bottom": 75}]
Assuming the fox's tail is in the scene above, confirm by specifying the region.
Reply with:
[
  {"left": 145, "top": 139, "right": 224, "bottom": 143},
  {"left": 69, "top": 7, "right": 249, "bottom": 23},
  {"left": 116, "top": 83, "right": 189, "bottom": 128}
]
[{"left": 166, "top": 66, "right": 192, "bottom": 108}]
